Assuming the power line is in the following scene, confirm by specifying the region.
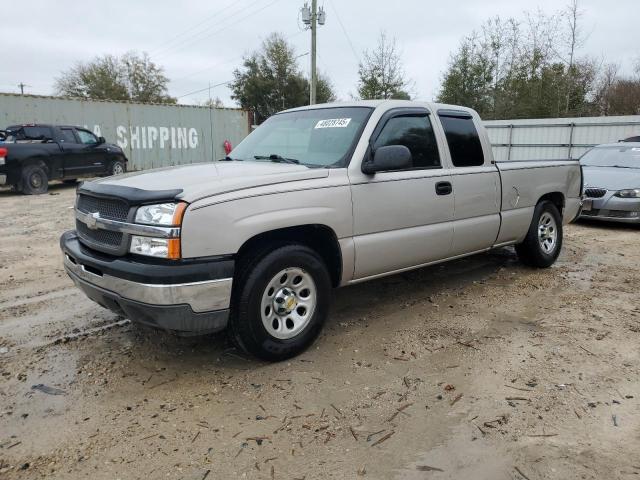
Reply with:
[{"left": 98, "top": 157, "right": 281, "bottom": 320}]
[
  {"left": 155, "top": 0, "right": 282, "bottom": 60},
  {"left": 147, "top": 0, "right": 241, "bottom": 55},
  {"left": 171, "top": 28, "right": 306, "bottom": 83},
  {"left": 153, "top": 0, "right": 266, "bottom": 59},
  {"left": 177, "top": 80, "right": 232, "bottom": 99},
  {"left": 328, "top": 0, "right": 360, "bottom": 63}
]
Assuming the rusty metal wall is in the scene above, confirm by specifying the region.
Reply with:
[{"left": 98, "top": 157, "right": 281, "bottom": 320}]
[
  {"left": 0, "top": 93, "right": 250, "bottom": 170},
  {"left": 484, "top": 115, "right": 640, "bottom": 161}
]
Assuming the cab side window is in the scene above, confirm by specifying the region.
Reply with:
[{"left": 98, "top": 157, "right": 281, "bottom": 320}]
[
  {"left": 438, "top": 113, "right": 485, "bottom": 167},
  {"left": 60, "top": 128, "right": 77, "bottom": 144},
  {"left": 76, "top": 129, "right": 98, "bottom": 145},
  {"left": 373, "top": 115, "right": 440, "bottom": 169}
]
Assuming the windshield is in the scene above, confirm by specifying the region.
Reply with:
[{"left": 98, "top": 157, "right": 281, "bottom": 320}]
[
  {"left": 580, "top": 146, "right": 640, "bottom": 169},
  {"left": 229, "top": 107, "right": 372, "bottom": 168}
]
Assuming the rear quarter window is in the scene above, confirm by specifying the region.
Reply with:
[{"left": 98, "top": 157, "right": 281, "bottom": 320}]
[
  {"left": 438, "top": 114, "right": 484, "bottom": 167},
  {"left": 9, "top": 126, "right": 53, "bottom": 141}
]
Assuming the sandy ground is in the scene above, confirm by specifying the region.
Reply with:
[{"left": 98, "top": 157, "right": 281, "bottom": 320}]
[{"left": 0, "top": 183, "right": 638, "bottom": 480}]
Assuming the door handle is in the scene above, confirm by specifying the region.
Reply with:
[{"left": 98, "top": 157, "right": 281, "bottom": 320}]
[{"left": 435, "top": 181, "right": 452, "bottom": 196}]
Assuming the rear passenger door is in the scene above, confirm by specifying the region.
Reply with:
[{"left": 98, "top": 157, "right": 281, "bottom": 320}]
[
  {"left": 437, "top": 110, "right": 501, "bottom": 256},
  {"left": 350, "top": 108, "right": 454, "bottom": 279}
]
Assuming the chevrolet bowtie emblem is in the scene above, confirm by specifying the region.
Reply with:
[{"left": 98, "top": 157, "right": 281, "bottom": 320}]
[{"left": 86, "top": 211, "right": 100, "bottom": 230}]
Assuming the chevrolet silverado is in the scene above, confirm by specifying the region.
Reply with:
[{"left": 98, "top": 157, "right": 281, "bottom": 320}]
[{"left": 60, "top": 100, "right": 582, "bottom": 360}]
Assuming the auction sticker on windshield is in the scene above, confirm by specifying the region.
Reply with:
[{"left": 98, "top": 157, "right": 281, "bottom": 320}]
[{"left": 315, "top": 118, "right": 352, "bottom": 129}]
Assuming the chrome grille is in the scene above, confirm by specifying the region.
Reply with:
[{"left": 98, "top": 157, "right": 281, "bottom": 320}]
[
  {"left": 76, "top": 193, "right": 130, "bottom": 255},
  {"left": 77, "top": 194, "right": 128, "bottom": 221},
  {"left": 76, "top": 220, "right": 123, "bottom": 247},
  {"left": 584, "top": 187, "right": 607, "bottom": 199}
]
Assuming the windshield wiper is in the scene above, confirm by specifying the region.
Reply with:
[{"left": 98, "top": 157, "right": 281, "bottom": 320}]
[
  {"left": 219, "top": 156, "right": 243, "bottom": 161},
  {"left": 254, "top": 154, "right": 300, "bottom": 164}
]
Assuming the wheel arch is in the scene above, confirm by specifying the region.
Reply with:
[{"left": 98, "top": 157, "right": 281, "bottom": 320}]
[
  {"left": 20, "top": 156, "right": 50, "bottom": 176},
  {"left": 235, "top": 224, "right": 343, "bottom": 288},
  {"left": 537, "top": 191, "right": 564, "bottom": 214}
]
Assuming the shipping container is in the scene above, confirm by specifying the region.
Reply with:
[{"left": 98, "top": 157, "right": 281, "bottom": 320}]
[{"left": 0, "top": 93, "right": 250, "bottom": 170}]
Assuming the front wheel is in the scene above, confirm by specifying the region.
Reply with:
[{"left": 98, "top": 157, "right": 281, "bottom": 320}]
[
  {"left": 229, "top": 244, "right": 332, "bottom": 361},
  {"left": 109, "top": 159, "right": 126, "bottom": 176},
  {"left": 515, "top": 200, "right": 563, "bottom": 268}
]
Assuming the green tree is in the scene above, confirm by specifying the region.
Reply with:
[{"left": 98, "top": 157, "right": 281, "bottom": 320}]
[
  {"left": 357, "top": 32, "right": 411, "bottom": 100},
  {"left": 437, "top": 6, "right": 597, "bottom": 119},
  {"left": 55, "top": 52, "right": 175, "bottom": 104},
  {"left": 231, "top": 33, "right": 336, "bottom": 123},
  {"left": 437, "top": 34, "right": 494, "bottom": 114}
]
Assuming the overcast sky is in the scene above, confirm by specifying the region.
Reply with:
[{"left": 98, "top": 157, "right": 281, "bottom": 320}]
[{"left": 0, "top": 0, "right": 637, "bottom": 106}]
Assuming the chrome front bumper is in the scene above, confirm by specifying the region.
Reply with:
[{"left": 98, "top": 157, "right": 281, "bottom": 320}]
[{"left": 63, "top": 253, "right": 232, "bottom": 313}]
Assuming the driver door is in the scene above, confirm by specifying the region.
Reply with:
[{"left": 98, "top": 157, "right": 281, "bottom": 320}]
[
  {"left": 62, "top": 128, "right": 106, "bottom": 176},
  {"left": 350, "top": 108, "right": 455, "bottom": 280}
]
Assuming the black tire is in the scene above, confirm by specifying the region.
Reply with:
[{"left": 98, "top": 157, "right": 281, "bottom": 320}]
[
  {"left": 515, "top": 200, "right": 563, "bottom": 268},
  {"left": 229, "top": 244, "right": 332, "bottom": 361},
  {"left": 109, "top": 159, "right": 126, "bottom": 176},
  {"left": 20, "top": 164, "right": 48, "bottom": 195}
]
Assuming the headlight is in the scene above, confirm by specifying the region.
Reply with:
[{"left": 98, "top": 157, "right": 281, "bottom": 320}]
[
  {"left": 615, "top": 189, "right": 640, "bottom": 198},
  {"left": 130, "top": 236, "right": 180, "bottom": 259},
  {"left": 135, "top": 203, "right": 184, "bottom": 226},
  {"left": 130, "top": 202, "right": 186, "bottom": 259}
]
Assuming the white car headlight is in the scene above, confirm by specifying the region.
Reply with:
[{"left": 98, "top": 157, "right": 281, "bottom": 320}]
[
  {"left": 130, "top": 236, "right": 173, "bottom": 258},
  {"left": 130, "top": 202, "right": 186, "bottom": 259},
  {"left": 615, "top": 189, "right": 640, "bottom": 198},
  {"left": 135, "top": 203, "right": 181, "bottom": 226}
]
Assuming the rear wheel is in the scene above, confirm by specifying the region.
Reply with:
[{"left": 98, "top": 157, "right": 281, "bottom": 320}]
[
  {"left": 20, "top": 164, "right": 48, "bottom": 195},
  {"left": 515, "top": 200, "right": 563, "bottom": 268},
  {"left": 229, "top": 244, "right": 331, "bottom": 361}
]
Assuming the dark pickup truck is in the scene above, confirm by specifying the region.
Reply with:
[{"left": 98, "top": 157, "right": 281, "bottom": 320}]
[{"left": 0, "top": 124, "right": 128, "bottom": 194}]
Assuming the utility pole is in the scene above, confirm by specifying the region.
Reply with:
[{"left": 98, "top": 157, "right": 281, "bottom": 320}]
[
  {"left": 301, "top": 2, "right": 326, "bottom": 105},
  {"left": 18, "top": 82, "right": 28, "bottom": 95},
  {"left": 310, "top": 0, "right": 317, "bottom": 105}
]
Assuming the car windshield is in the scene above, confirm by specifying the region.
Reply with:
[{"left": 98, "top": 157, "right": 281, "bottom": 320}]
[
  {"left": 580, "top": 146, "right": 640, "bottom": 169},
  {"left": 229, "top": 107, "right": 372, "bottom": 168}
]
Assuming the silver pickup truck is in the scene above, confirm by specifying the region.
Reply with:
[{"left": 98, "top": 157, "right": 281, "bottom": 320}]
[{"left": 60, "top": 100, "right": 582, "bottom": 360}]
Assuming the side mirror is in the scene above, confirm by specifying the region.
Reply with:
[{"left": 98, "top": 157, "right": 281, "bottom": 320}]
[
  {"left": 361, "top": 145, "right": 412, "bottom": 174},
  {"left": 98, "top": 136, "right": 106, "bottom": 144}
]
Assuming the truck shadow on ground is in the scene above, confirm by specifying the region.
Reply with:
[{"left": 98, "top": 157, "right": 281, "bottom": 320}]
[
  {"left": 0, "top": 180, "right": 79, "bottom": 197},
  {"left": 112, "top": 247, "right": 521, "bottom": 368},
  {"left": 575, "top": 218, "right": 640, "bottom": 231}
]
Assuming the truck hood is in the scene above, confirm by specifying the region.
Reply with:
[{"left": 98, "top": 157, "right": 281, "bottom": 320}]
[
  {"left": 90, "top": 161, "right": 330, "bottom": 202},
  {"left": 582, "top": 166, "right": 640, "bottom": 191}
]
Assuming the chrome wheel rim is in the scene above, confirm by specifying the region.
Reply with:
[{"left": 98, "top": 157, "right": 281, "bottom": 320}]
[
  {"left": 260, "top": 267, "right": 317, "bottom": 340},
  {"left": 113, "top": 163, "right": 124, "bottom": 175},
  {"left": 538, "top": 212, "right": 557, "bottom": 254}
]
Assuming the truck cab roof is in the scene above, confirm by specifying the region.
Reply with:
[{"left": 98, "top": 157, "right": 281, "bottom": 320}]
[{"left": 282, "top": 99, "right": 479, "bottom": 117}]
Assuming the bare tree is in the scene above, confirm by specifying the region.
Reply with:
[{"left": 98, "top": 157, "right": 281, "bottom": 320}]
[
  {"left": 594, "top": 63, "right": 619, "bottom": 115},
  {"left": 562, "top": 0, "right": 588, "bottom": 113},
  {"left": 357, "top": 32, "right": 412, "bottom": 100}
]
